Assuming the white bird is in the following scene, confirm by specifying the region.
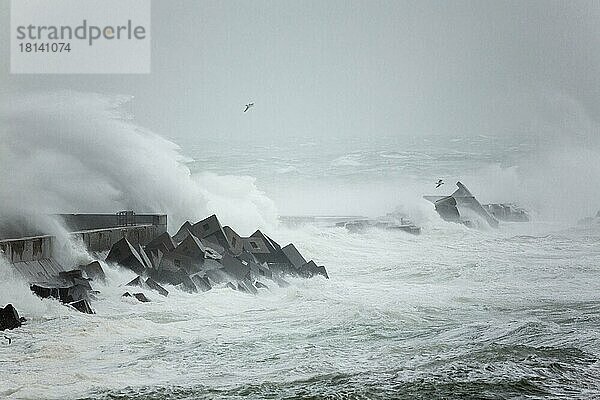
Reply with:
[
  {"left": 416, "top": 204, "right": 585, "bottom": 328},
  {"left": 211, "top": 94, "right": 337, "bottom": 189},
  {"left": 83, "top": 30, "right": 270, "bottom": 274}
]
[
  {"left": 243, "top": 102, "right": 255, "bottom": 113},
  {"left": 436, "top": 179, "right": 444, "bottom": 188}
]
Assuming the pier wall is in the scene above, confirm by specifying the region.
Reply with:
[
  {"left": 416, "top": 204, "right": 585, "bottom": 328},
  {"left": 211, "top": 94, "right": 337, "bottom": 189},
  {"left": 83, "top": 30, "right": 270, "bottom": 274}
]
[
  {"left": 0, "top": 235, "right": 53, "bottom": 263},
  {"left": 73, "top": 224, "right": 164, "bottom": 252},
  {"left": 0, "top": 216, "right": 167, "bottom": 263},
  {"left": 56, "top": 213, "right": 167, "bottom": 233}
]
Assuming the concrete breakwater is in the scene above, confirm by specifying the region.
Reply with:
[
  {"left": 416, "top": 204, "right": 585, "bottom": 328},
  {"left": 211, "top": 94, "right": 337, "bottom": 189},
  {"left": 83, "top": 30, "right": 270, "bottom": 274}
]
[
  {"left": 0, "top": 212, "right": 167, "bottom": 263},
  {"left": 0, "top": 212, "right": 328, "bottom": 328},
  {"left": 0, "top": 224, "right": 164, "bottom": 264},
  {"left": 107, "top": 214, "right": 329, "bottom": 299}
]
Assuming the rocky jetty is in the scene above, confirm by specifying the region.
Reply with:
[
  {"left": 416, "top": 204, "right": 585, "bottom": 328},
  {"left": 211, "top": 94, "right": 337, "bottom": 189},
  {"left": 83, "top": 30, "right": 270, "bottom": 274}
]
[
  {"left": 424, "top": 182, "right": 531, "bottom": 227},
  {"left": 335, "top": 211, "right": 421, "bottom": 235},
  {"left": 424, "top": 181, "right": 500, "bottom": 228},
  {"left": 109, "top": 214, "right": 328, "bottom": 294},
  {"left": 0, "top": 304, "right": 24, "bottom": 331},
  {"left": 1, "top": 213, "right": 328, "bottom": 318},
  {"left": 30, "top": 268, "right": 96, "bottom": 314},
  {"left": 80, "top": 261, "right": 106, "bottom": 282},
  {"left": 122, "top": 292, "right": 151, "bottom": 303}
]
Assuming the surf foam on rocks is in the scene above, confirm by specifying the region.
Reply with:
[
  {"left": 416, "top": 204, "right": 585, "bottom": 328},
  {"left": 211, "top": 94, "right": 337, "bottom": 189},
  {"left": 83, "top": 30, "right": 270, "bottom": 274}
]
[{"left": 3, "top": 214, "right": 328, "bottom": 327}]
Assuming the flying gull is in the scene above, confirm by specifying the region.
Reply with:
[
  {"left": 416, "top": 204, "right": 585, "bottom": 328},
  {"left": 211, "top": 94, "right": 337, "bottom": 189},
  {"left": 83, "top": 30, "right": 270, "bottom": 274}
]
[
  {"left": 435, "top": 179, "right": 444, "bottom": 188},
  {"left": 243, "top": 102, "right": 255, "bottom": 113}
]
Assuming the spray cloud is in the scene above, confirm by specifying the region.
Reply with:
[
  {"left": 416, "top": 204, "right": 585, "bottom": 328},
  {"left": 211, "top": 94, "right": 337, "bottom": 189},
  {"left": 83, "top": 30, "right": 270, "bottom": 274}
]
[{"left": 0, "top": 91, "right": 277, "bottom": 238}]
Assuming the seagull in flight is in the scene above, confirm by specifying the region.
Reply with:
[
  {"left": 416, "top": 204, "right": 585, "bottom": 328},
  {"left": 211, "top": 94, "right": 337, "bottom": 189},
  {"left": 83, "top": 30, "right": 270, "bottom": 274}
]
[
  {"left": 243, "top": 102, "right": 255, "bottom": 113},
  {"left": 435, "top": 179, "right": 444, "bottom": 188},
  {"left": 4, "top": 336, "right": 11, "bottom": 345}
]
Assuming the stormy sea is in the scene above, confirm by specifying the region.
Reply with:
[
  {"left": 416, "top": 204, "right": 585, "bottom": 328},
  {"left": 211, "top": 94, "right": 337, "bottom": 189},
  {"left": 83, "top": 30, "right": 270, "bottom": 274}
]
[{"left": 1, "top": 94, "right": 600, "bottom": 399}]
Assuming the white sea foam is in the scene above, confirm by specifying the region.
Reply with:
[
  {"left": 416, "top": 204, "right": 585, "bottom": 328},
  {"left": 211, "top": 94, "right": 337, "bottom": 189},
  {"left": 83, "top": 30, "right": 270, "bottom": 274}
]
[
  {"left": 330, "top": 154, "right": 363, "bottom": 167},
  {"left": 1, "top": 91, "right": 600, "bottom": 399},
  {"left": 2, "top": 220, "right": 599, "bottom": 399}
]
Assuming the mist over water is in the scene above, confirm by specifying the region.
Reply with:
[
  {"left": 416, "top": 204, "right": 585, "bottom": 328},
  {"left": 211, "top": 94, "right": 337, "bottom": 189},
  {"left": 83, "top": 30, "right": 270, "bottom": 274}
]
[
  {"left": 182, "top": 94, "right": 600, "bottom": 223},
  {"left": 1, "top": 92, "right": 600, "bottom": 399}
]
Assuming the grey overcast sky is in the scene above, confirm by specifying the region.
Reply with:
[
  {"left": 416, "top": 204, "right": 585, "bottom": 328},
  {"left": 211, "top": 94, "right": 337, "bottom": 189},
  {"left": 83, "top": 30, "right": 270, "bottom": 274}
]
[{"left": 1, "top": 0, "right": 599, "bottom": 142}]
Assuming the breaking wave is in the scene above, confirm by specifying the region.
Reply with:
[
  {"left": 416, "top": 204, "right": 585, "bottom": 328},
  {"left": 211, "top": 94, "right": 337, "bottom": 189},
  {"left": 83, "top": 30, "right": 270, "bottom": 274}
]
[
  {"left": 1, "top": 89, "right": 600, "bottom": 400},
  {"left": 460, "top": 92, "right": 600, "bottom": 221},
  {"left": 0, "top": 91, "right": 277, "bottom": 236}
]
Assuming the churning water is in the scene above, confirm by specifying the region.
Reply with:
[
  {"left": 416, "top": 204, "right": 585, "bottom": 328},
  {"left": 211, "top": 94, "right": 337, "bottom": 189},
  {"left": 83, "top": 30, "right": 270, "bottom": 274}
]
[{"left": 1, "top": 94, "right": 600, "bottom": 399}]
